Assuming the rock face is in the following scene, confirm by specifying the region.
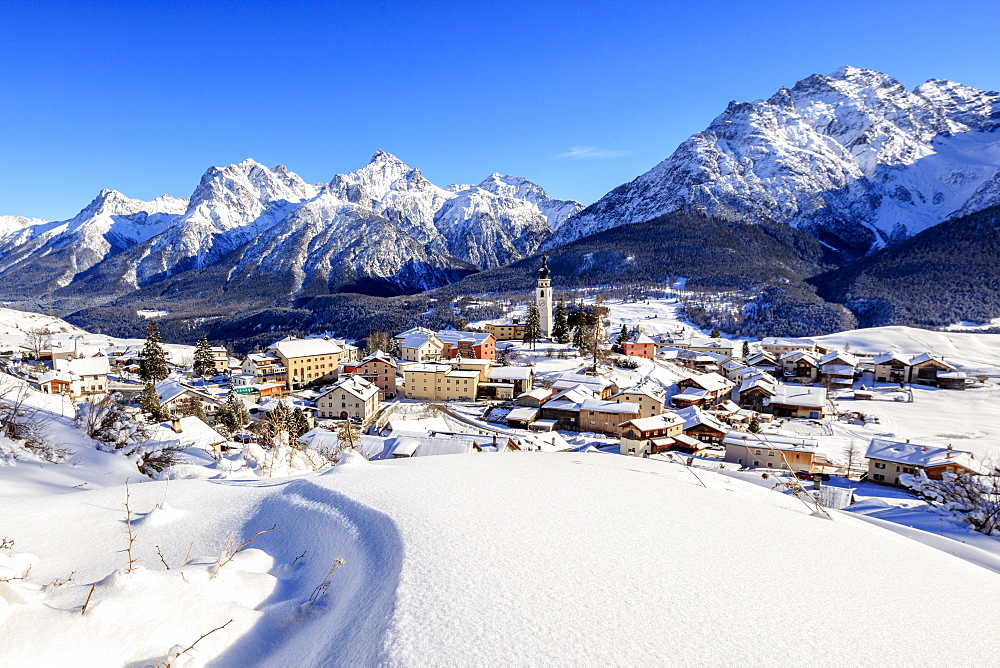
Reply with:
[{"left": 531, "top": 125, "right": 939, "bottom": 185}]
[
  {"left": 550, "top": 66, "right": 1000, "bottom": 256},
  {"left": 0, "top": 153, "right": 580, "bottom": 306}
]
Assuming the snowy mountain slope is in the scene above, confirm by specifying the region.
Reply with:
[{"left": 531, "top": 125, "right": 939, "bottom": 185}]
[
  {"left": 0, "top": 190, "right": 188, "bottom": 299},
  {"left": 550, "top": 66, "right": 1000, "bottom": 256},
  {"left": 1, "top": 153, "right": 574, "bottom": 311},
  {"left": 331, "top": 152, "right": 582, "bottom": 267},
  {"left": 129, "top": 160, "right": 319, "bottom": 285},
  {"left": 6, "top": 453, "right": 1000, "bottom": 664},
  {"left": 226, "top": 191, "right": 476, "bottom": 298},
  {"left": 0, "top": 215, "right": 46, "bottom": 240}
]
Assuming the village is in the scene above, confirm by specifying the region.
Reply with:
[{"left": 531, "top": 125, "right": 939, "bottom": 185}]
[{"left": 1, "top": 257, "right": 994, "bottom": 502}]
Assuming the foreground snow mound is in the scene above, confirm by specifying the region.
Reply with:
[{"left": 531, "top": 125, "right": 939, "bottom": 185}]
[{"left": 5, "top": 454, "right": 1000, "bottom": 665}]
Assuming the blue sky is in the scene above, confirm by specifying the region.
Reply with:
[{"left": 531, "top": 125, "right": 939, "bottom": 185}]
[{"left": 3, "top": 0, "right": 999, "bottom": 220}]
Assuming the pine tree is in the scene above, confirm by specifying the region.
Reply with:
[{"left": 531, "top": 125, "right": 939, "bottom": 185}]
[
  {"left": 217, "top": 390, "right": 250, "bottom": 435},
  {"left": 193, "top": 336, "right": 215, "bottom": 377},
  {"left": 710, "top": 328, "right": 721, "bottom": 339},
  {"left": 139, "top": 320, "right": 169, "bottom": 383},
  {"left": 552, "top": 299, "right": 569, "bottom": 344},
  {"left": 523, "top": 303, "right": 540, "bottom": 351},
  {"left": 742, "top": 340, "right": 750, "bottom": 359},
  {"left": 748, "top": 415, "right": 761, "bottom": 433},
  {"left": 290, "top": 407, "right": 311, "bottom": 438},
  {"left": 139, "top": 381, "right": 166, "bottom": 422},
  {"left": 572, "top": 318, "right": 587, "bottom": 352},
  {"left": 613, "top": 324, "right": 629, "bottom": 353}
]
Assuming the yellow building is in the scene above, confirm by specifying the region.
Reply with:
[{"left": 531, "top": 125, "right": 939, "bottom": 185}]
[
  {"left": 485, "top": 322, "right": 526, "bottom": 341},
  {"left": 268, "top": 337, "right": 343, "bottom": 391},
  {"left": 403, "top": 363, "right": 480, "bottom": 401}
]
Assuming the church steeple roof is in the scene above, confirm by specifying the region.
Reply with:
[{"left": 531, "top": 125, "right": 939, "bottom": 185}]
[{"left": 538, "top": 255, "right": 550, "bottom": 280}]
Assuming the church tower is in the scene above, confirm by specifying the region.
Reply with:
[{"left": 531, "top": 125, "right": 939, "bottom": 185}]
[{"left": 536, "top": 255, "right": 553, "bottom": 339}]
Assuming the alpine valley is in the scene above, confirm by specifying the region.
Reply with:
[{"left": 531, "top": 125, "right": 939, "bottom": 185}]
[{"left": 3, "top": 66, "right": 1000, "bottom": 349}]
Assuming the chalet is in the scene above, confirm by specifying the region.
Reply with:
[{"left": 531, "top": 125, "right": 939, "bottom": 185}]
[
  {"left": 779, "top": 350, "right": 820, "bottom": 383},
  {"left": 865, "top": 438, "right": 984, "bottom": 486},
  {"left": 621, "top": 331, "right": 656, "bottom": 359},
  {"left": 210, "top": 346, "right": 231, "bottom": 373},
  {"left": 723, "top": 431, "right": 819, "bottom": 471},
  {"left": 721, "top": 359, "right": 753, "bottom": 383},
  {"left": 576, "top": 399, "right": 640, "bottom": 436},
  {"left": 760, "top": 337, "right": 817, "bottom": 357},
  {"left": 937, "top": 371, "right": 968, "bottom": 390},
  {"left": 315, "top": 376, "right": 380, "bottom": 421},
  {"left": 551, "top": 373, "right": 618, "bottom": 399},
  {"left": 395, "top": 328, "right": 446, "bottom": 362},
  {"left": 516, "top": 387, "right": 554, "bottom": 408},
  {"left": 268, "top": 337, "right": 342, "bottom": 391},
  {"left": 230, "top": 374, "right": 284, "bottom": 398},
  {"left": 737, "top": 372, "right": 778, "bottom": 411},
  {"left": 908, "top": 353, "right": 958, "bottom": 387},
  {"left": 436, "top": 330, "right": 497, "bottom": 361},
  {"left": 506, "top": 407, "right": 539, "bottom": 429},
  {"left": 156, "top": 380, "right": 221, "bottom": 417},
  {"left": 872, "top": 352, "right": 911, "bottom": 384},
  {"left": 403, "top": 363, "right": 479, "bottom": 401},
  {"left": 674, "top": 406, "right": 728, "bottom": 444},
  {"left": 610, "top": 384, "right": 665, "bottom": 418},
  {"left": 537, "top": 387, "right": 597, "bottom": 431},
  {"left": 674, "top": 349, "right": 727, "bottom": 373},
  {"left": 768, "top": 384, "right": 827, "bottom": 419},
  {"left": 686, "top": 337, "right": 741, "bottom": 359},
  {"left": 485, "top": 366, "right": 534, "bottom": 398},
  {"left": 484, "top": 320, "right": 527, "bottom": 341},
  {"left": 56, "top": 356, "right": 110, "bottom": 397},
  {"left": 49, "top": 338, "right": 107, "bottom": 363},
  {"left": 819, "top": 351, "right": 858, "bottom": 387},
  {"left": 745, "top": 350, "right": 780, "bottom": 376},
  {"left": 674, "top": 373, "right": 734, "bottom": 407},
  {"left": 343, "top": 350, "right": 398, "bottom": 399},
  {"left": 619, "top": 413, "right": 685, "bottom": 457},
  {"left": 146, "top": 416, "right": 227, "bottom": 454},
  {"left": 240, "top": 352, "right": 287, "bottom": 386}
]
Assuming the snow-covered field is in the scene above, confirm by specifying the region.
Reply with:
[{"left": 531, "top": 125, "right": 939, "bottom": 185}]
[
  {"left": 4, "top": 304, "right": 1000, "bottom": 664},
  {"left": 7, "top": 453, "right": 1000, "bottom": 665}
]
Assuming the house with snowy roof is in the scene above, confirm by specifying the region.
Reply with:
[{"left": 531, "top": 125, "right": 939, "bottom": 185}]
[
  {"left": 865, "top": 438, "right": 985, "bottom": 486},
  {"left": 268, "top": 336, "right": 342, "bottom": 391},
  {"left": 315, "top": 376, "right": 380, "bottom": 421},
  {"left": 760, "top": 337, "right": 817, "bottom": 357},
  {"left": 486, "top": 365, "right": 534, "bottom": 397},
  {"left": 721, "top": 359, "right": 753, "bottom": 383},
  {"left": 768, "top": 384, "right": 827, "bottom": 419},
  {"left": 343, "top": 350, "right": 398, "bottom": 400},
  {"left": 779, "top": 350, "right": 820, "bottom": 383},
  {"left": 156, "top": 379, "right": 222, "bottom": 417},
  {"left": 42, "top": 356, "right": 111, "bottom": 397},
  {"left": 674, "top": 372, "right": 734, "bottom": 407},
  {"left": 908, "top": 353, "right": 958, "bottom": 387},
  {"left": 723, "top": 431, "right": 819, "bottom": 471},
  {"left": 873, "top": 352, "right": 912, "bottom": 384},
  {"left": 619, "top": 413, "right": 685, "bottom": 456},
  {"left": 610, "top": 384, "right": 666, "bottom": 418},
  {"left": 674, "top": 406, "right": 728, "bottom": 445},
  {"left": 551, "top": 372, "right": 618, "bottom": 399},
  {"left": 687, "top": 337, "right": 741, "bottom": 359},
  {"left": 737, "top": 372, "right": 779, "bottom": 410},
  {"left": 402, "top": 363, "right": 480, "bottom": 401},
  {"left": 745, "top": 350, "right": 780, "bottom": 375},
  {"left": 240, "top": 352, "right": 288, "bottom": 386},
  {"left": 622, "top": 331, "right": 656, "bottom": 359},
  {"left": 819, "top": 351, "right": 858, "bottom": 387},
  {"left": 146, "top": 416, "right": 226, "bottom": 454},
  {"left": 435, "top": 330, "right": 496, "bottom": 361},
  {"left": 395, "top": 327, "right": 445, "bottom": 363}
]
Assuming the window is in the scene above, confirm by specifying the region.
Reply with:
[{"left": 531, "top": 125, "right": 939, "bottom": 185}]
[
  {"left": 873, "top": 474, "right": 885, "bottom": 481},
  {"left": 874, "top": 462, "right": 886, "bottom": 469}
]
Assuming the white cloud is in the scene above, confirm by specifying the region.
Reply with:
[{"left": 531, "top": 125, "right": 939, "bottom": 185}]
[{"left": 556, "top": 146, "right": 633, "bottom": 160}]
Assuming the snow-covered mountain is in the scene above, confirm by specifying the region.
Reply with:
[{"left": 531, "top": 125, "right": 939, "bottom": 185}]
[
  {"left": 550, "top": 66, "right": 1000, "bottom": 255},
  {"left": 0, "top": 153, "right": 578, "bottom": 307},
  {"left": 0, "top": 190, "right": 188, "bottom": 298}
]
